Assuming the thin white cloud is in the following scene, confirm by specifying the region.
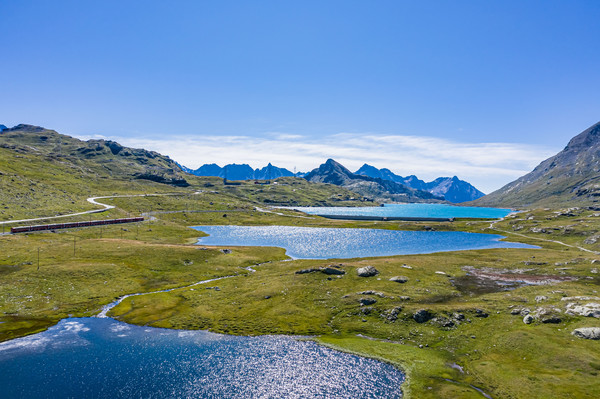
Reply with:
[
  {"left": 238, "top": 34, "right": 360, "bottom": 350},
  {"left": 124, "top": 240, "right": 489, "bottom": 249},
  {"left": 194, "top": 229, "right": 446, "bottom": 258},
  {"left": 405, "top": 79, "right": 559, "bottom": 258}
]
[{"left": 84, "top": 132, "right": 558, "bottom": 194}]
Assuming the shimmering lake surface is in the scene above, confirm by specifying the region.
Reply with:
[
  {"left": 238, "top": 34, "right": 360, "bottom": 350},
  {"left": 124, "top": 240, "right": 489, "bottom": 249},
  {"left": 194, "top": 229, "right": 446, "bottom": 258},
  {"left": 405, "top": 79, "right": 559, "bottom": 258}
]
[
  {"left": 0, "top": 318, "right": 404, "bottom": 399},
  {"left": 288, "top": 203, "right": 514, "bottom": 219},
  {"left": 193, "top": 225, "right": 537, "bottom": 259}
]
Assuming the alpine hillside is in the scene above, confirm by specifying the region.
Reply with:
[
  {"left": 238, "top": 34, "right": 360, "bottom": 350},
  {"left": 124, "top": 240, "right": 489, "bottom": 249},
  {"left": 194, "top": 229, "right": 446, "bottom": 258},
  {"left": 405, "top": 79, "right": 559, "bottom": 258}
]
[{"left": 474, "top": 121, "right": 600, "bottom": 207}]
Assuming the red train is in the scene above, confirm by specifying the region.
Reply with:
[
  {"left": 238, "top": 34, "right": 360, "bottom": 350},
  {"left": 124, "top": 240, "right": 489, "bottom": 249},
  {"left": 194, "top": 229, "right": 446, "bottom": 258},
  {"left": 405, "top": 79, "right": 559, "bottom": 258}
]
[{"left": 10, "top": 217, "right": 144, "bottom": 234}]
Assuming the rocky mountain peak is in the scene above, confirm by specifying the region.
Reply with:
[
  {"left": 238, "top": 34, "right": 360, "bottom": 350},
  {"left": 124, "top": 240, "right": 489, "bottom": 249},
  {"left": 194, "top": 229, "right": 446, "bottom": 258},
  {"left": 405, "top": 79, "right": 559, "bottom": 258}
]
[{"left": 564, "top": 121, "right": 600, "bottom": 151}]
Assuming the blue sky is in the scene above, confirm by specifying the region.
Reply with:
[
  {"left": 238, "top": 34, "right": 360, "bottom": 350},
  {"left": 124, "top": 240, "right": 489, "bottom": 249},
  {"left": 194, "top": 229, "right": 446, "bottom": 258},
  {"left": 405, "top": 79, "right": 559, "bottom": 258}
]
[{"left": 1, "top": 1, "right": 599, "bottom": 192}]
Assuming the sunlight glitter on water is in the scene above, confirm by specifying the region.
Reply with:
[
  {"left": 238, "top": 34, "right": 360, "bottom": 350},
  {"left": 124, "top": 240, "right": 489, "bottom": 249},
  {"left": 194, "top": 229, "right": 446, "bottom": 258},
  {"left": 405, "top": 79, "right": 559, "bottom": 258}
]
[
  {"left": 193, "top": 225, "right": 537, "bottom": 259},
  {"left": 0, "top": 318, "right": 404, "bottom": 398}
]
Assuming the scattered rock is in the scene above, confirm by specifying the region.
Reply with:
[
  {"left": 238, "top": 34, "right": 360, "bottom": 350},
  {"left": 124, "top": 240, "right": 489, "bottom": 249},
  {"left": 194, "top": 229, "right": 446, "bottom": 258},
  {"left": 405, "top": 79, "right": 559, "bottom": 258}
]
[
  {"left": 523, "top": 260, "right": 547, "bottom": 265},
  {"left": 592, "top": 268, "right": 599, "bottom": 274},
  {"left": 523, "top": 315, "right": 534, "bottom": 324},
  {"left": 541, "top": 316, "right": 562, "bottom": 324},
  {"left": 264, "top": 295, "right": 271, "bottom": 299},
  {"left": 510, "top": 308, "right": 522, "bottom": 315},
  {"left": 572, "top": 327, "right": 600, "bottom": 340},
  {"left": 413, "top": 309, "right": 433, "bottom": 323},
  {"left": 295, "top": 268, "right": 321, "bottom": 274},
  {"left": 432, "top": 317, "right": 454, "bottom": 328},
  {"left": 474, "top": 309, "right": 489, "bottom": 318},
  {"left": 321, "top": 267, "right": 345, "bottom": 275},
  {"left": 398, "top": 296, "right": 411, "bottom": 301},
  {"left": 453, "top": 313, "right": 465, "bottom": 321},
  {"left": 359, "top": 298, "right": 377, "bottom": 306},
  {"left": 390, "top": 276, "right": 409, "bottom": 283},
  {"left": 360, "top": 307, "right": 373, "bottom": 315},
  {"left": 358, "top": 290, "right": 386, "bottom": 298},
  {"left": 357, "top": 266, "right": 379, "bottom": 277},
  {"left": 535, "top": 295, "right": 549, "bottom": 303},
  {"left": 220, "top": 249, "right": 232, "bottom": 254},
  {"left": 401, "top": 264, "right": 413, "bottom": 269},
  {"left": 382, "top": 306, "right": 402, "bottom": 322},
  {"left": 296, "top": 267, "right": 346, "bottom": 276},
  {"left": 561, "top": 296, "right": 600, "bottom": 302},
  {"left": 435, "top": 271, "right": 447, "bottom": 275},
  {"left": 565, "top": 302, "right": 600, "bottom": 318}
]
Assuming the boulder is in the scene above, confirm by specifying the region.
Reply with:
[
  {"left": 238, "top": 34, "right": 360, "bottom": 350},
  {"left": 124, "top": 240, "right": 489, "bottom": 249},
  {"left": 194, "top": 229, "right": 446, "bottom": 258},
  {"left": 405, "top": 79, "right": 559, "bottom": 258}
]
[
  {"left": 358, "top": 290, "right": 386, "bottom": 298},
  {"left": 413, "top": 309, "right": 433, "bottom": 323},
  {"left": 390, "top": 276, "right": 409, "bottom": 283},
  {"left": 357, "top": 266, "right": 379, "bottom": 277},
  {"left": 535, "top": 295, "right": 549, "bottom": 303},
  {"left": 565, "top": 302, "right": 600, "bottom": 318},
  {"left": 321, "top": 267, "right": 345, "bottom": 275},
  {"left": 359, "top": 298, "right": 377, "bottom": 306},
  {"left": 523, "top": 315, "right": 534, "bottom": 324},
  {"left": 296, "top": 267, "right": 346, "bottom": 275},
  {"left": 541, "top": 316, "right": 562, "bottom": 324},
  {"left": 295, "top": 268, "right": 321, "bottom": 274},
  {"left": 572, "top": 327, "right": 600, "bottom": 340}
]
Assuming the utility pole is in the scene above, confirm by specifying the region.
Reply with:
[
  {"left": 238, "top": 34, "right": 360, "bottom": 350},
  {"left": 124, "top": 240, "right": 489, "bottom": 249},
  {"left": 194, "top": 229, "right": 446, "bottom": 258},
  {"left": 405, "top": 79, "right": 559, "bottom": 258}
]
[{"left": 37, "top": 248, "right": 40, "bottom": 271}]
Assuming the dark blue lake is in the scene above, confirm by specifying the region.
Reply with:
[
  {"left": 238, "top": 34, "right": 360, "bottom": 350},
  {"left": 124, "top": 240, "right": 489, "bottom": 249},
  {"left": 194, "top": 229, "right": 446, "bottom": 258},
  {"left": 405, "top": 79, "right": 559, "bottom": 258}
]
[
  {"left": 0, "top": 317, "right": 404, "bottom": 398},
  {"left": 193, "top": 225, "right": 536, "bottom": 259},
  {"left": 289, "top": 203, "right": 513, "bottom": 219}
]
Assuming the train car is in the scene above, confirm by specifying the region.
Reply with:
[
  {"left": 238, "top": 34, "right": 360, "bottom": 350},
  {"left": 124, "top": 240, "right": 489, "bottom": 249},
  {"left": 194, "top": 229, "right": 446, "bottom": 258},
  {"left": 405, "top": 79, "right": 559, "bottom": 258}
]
[{"left": 10, "top": 217, "right": 145, "bottom": 234}]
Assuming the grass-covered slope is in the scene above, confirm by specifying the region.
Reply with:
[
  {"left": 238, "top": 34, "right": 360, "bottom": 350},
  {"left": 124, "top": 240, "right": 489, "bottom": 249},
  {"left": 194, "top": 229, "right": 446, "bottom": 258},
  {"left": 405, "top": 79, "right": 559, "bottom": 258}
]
[
  {"left": 474, "top": 121, "right": 600, "bottom": 208},
  {"left": 0, "top": 125, "right": 370, "bottom": 221}
]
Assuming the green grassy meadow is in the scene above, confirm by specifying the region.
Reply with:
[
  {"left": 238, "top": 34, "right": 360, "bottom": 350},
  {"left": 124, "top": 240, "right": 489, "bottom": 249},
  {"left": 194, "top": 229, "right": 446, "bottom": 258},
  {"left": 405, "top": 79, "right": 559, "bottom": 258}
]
[{"left": 1, "top": 189, "right": 600, "bottom": 398}]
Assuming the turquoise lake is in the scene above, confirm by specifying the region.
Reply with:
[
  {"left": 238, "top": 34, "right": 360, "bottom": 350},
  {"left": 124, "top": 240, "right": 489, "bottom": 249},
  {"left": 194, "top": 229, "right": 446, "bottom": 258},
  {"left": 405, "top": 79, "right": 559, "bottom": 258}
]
[
  {"left": 288, "top": 203, "right": 514, "bottom": 219},
  {"left": 193, "top": 225, "right": 537, "bottom": 259},
  {"left": 0, "top": 318, "right": 404, "bottom": 398}
]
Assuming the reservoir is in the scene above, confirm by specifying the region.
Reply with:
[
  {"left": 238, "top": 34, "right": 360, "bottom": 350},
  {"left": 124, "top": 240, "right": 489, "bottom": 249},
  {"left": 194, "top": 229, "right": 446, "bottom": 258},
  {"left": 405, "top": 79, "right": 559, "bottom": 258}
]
[
  {"left": 0, "top": 317, "right": 404, "bottom": 398},
  {"left": 288, "top": 203, "right": 514, "bottom": 219},
  {"left": 193, "top": 225, "right": 537, "bottom": 259}
]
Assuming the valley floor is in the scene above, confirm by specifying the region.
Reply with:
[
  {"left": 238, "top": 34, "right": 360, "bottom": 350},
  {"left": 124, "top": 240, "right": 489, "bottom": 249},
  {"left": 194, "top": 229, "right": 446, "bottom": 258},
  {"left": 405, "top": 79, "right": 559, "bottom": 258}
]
[{"left": 1, "top": 193, "right": 600, "bottom": 398}]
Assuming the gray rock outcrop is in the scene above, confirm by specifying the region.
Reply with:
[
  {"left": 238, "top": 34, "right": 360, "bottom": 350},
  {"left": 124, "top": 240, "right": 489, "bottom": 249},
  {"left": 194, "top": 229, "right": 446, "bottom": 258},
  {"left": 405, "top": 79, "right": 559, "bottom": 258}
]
[
  {"left": 572, "top": 327, "right": 600, "bottom": 340},
  {"left": 390, "top": 276, "right": 409, "bottom": 283},
  {"left": 357, "top": 266, "right": 379, "bottom": 277},
  {"left": 413, "top": 309, "right": 433, "bottom": 323},
  {"left": 359, "top": 298, "right": 377, "bottom": 306}
]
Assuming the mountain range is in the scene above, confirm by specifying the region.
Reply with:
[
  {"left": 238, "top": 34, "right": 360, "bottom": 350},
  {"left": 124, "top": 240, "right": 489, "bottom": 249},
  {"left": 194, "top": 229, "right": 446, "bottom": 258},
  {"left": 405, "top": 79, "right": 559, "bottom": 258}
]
[
  {"left": 304, "top": 159, "right": 443, "bottom": 203},
  {"left": 474, "top": 121, "right": 600, "bottom": 208},
  {"left": 354, "top": 164, "right": 485, "bottom": 203},
  {"left": 182, "top": 161, "right": 484, "bottom": 203},
  {"left": 180, "top": 163, "right": 297, "bottom": 181}
]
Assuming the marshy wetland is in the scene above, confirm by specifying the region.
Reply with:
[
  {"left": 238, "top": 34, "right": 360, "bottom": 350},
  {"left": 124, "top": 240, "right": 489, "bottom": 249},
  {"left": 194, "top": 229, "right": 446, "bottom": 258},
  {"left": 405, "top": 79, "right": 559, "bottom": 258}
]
[{"left": 1, "top": 193, "right": 600, "bottom": 398}]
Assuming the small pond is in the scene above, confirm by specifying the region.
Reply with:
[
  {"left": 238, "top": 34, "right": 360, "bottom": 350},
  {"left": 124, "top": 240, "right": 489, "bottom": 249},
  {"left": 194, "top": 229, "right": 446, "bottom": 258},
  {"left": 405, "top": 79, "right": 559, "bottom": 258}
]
[{"left": 193, "top": 225, "right": 537, "bottom": 259}]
